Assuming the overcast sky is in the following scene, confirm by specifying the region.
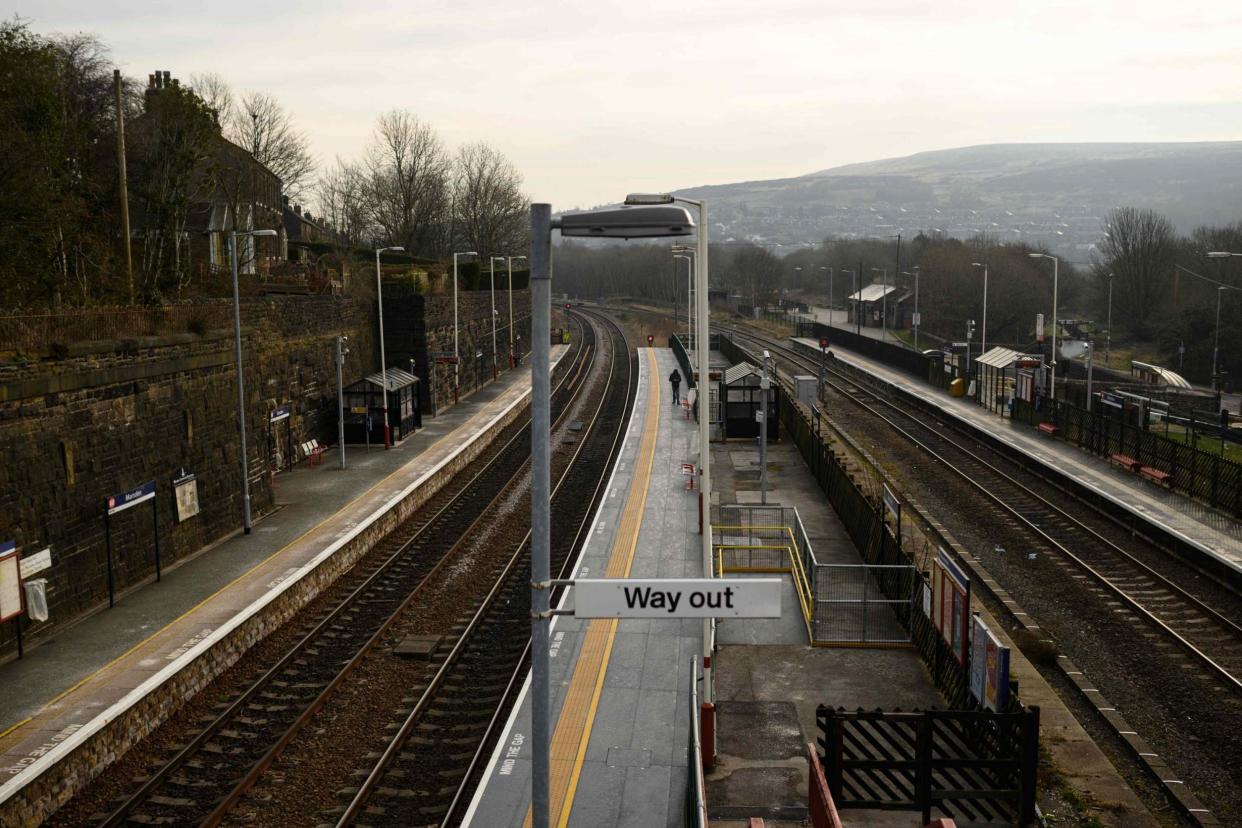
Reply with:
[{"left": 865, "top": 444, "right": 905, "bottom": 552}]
[{"left": 20, "top": 1, "right": 1242, "bottom": 209}]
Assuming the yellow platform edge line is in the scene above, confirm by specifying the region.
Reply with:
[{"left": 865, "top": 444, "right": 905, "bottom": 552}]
[{"left": 522, "top": 348, "right": 662, "bottom": 828}]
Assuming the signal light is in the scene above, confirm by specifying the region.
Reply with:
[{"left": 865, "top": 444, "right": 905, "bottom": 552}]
[{"left": 647, "top": 334, "right": 654, "bottom": 345}]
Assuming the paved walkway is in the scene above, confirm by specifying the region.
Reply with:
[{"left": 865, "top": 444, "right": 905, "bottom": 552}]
[
  {"left": 465, "top": 348, "right": 702, "bottom": 828},
  {"left": 793, "top": 337, "right": 1242, "bottom": 572},
  {"left": 0, "top": 358, "right": 552, "bottom": 785}
]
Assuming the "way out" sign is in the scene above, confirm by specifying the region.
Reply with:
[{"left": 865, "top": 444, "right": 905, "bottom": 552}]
[{"left": 572, "top": 578, "right": 781, "bottom": 619}]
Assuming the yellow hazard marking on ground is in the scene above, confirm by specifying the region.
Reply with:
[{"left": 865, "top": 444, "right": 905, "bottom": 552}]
[{"left": 524, "top": 348, "right": 662, "bottom": 828}]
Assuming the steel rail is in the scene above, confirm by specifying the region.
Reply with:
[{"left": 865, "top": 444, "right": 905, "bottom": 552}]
[
  {"left": 96, "top": 319, "right": 593, "bottom": 828},
  {"left": 727, "top": 326, "right": 1242, "bottom": 695},
  {"left": 335, "top": 310, "right": 631, "bottom": 826}
]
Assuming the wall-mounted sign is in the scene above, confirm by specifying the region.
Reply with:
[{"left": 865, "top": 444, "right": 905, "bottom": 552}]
[
  {"left": 572, "top": 578, "right": 781, "bottom": 619},
  {"left": 882, "top": 484, "right": 901, "bottom": 524},
  {"left": 19, "top": 547, "right": 51, "bottom": 579},
  {"left": 0, "top": 542, "right": 23, "bottom": 623},
  {"left": 106, "top": 480, "right": 156, "bottom": 515},
  {"left": 173, "top": 474, "right": 200, "bottom": 523},
  {"left": 269, "top": 405, "right": 291, "bottom": 423},
  {"left": 1101, "top": 392, "right": 1124, "bottom": 410}
]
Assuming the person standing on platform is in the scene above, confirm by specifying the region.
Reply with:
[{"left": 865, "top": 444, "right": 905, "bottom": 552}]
[{"left": 669, "top": 368, "right": 682, "bottom": 404}]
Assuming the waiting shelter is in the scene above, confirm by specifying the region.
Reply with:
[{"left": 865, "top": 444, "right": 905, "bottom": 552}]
[
  {"left": 846, "top": 283, "right": 910, "bottom": 330},
  {"left": 342, "top": 367, "right": 421, "bottom": 445},
  {"left": 975, "top": 347, "right": 1043, "bottom": 415},
  {"left": 720, "top": 361, "right": 780, "bottom": 440}
]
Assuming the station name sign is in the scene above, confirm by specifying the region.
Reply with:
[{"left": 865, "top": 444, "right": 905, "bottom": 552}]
[
  {"left": 573, "top": 578, "right": 781, "bottom": 619},
  {"left": 106, "top": 480, "right": 156, "bottom": 515}
]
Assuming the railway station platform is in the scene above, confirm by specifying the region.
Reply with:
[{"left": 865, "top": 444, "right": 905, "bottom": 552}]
[
  {"left": 465, "top": 347, "right": 705, "bottom": 827},
  {"left": 0, "top": 350, "right": 565, "bottom": 813},
  {"left": 791, "top": 336, "right": 1242, "bottom": 573}
]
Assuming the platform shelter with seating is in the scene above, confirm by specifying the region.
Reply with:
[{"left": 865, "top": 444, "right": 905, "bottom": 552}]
[{"left": 342, "top": 368, "right": 421, "bottom": 446}]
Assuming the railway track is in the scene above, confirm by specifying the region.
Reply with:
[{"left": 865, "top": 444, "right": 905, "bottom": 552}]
[
  {"left": 78, "top": 316, "right": 609, "bottom": 828},
  {"left": 330, "top": 308, "right": 634, "bottom": 827},
  {"left": 725, "top": 326, "right": 1242, "bottom": 694}
]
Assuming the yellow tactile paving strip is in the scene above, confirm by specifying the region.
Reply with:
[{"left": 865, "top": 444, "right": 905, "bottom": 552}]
[{"left": 524, "top": 349, "right": 661, "bottom": 828}]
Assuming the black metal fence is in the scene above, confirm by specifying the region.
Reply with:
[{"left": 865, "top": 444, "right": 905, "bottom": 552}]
[
  {"left": 1015, "top": 394, "right": 1242, "bottom": 516},
  {"left": 817, "top": 706, "right": 1040, "bottom": 826},
  {"left": 669, "top": 334, "right": 696, "bottom": 390}
]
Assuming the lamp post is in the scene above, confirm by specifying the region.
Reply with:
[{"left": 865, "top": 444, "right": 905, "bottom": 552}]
[
  {"left": 1106, "top": 273, "right": 1114, "bottom": 367},
  {"left": 673, "top": 244, "right": 696, "bottom": 353},
  {"left": 842, "top": 269, "right": 858, "bottom": 335},
  {"left": 453, "top": 250, "right": 478, "bottom": 403},
  {"left": 902, "top": 267, "right": 920, "bottom": 350},
  {"left": 1029, "top": 253, "right": 1060, "bottom": 401},
  {"left": 374, "top": 245, "right": 405, "bottom": 447},
  {"left": 490, "top": 256, "right": 505, "bottom": 380},
  {"left": 507, "top": 255, "right": 526, "bottom": 367},
  {"left": 230, "top": 228, "right": 278, "bottom": 533},
  {"left": 871, "top": 267, "right": 888, "bottom": 340},
  {"left": 625, "top": 194, "right": 715, "bottom": 635},
  {"left": 821, "top": 266, "right": 832, "bottom": 324},
  {"left": 971, "top": 262, "right": 989, "bottom": 356},
  {"left": 528, "top": 202, "right": 694, "bottom": 828},
  {"left": 335, "top": 335, "right": 348, "bottom": 470},
  {"left": 1207, "top": 253, "right": 1241, "bottom": 390}
]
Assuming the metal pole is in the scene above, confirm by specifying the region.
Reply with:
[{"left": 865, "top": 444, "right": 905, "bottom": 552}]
[
  {"left": 760, "top": 357, "right": 770, "bottom": 504},
  {"left": 1086, "top": 340, "right": 1095, "bottom": 412},
  {"left": 375, "top": 249, "right": 390, "bottom": 448},
  {"left": 1051, "top": 257, "right": 1059, "bottom": 402},
  {"left": 694, "top": 199, "right": 713, "bottom": 708},
  {"left": 508, "top": 257, "right": 515, "bottom": 367},
  {"left": 894, "top": 234, "right": 901, "bottom": 336},
  {"left": 152, "top": 488, "right": 161, "bottom": 582},
  {"left": 113, "top": 69, "right": 133, "bottom": 303},
  {"left": 105, "top": 510, "right": 115, "bottom": 608},
  {"left": 981, "top": 263, "right": 989, "bottom": 357},
  {"left": 913, "top": 267, "right": 920, "bottom": 351},
  {"left": 453, "top": 253, "right": 461, "bottom": 402},
  {"left": 1213, "top": 287, "right": 1223, "bottom": 388},
  {"left": 828, "top": 267, "right": 834, "bottom": 323},
  {"left": 1106, "top": 275, "right": 1113, "bottom": 366},
  {"left": 336, "top": 336, "right": 346, "bottom": 469},
  {"left": 490, "top": 257, "right": 499, "bottom": 380},
  {"left": 230, "top": 233, "right": 252, "bottom": 534},
  {"left": 530, "top": 204, "right": 552, "bottom": 828}
]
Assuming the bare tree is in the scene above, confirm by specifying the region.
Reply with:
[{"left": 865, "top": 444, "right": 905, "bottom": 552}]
[
  {"left": 229, "top": 91, "right": 316, "bottom": 200},
  {"left": 189, "top": 72, "right": 234, "bottom": 126},
  {"left": 452, "top": 142, "right": 528, "bottom": 259},
  {"left": 364, "top": 110, "right": 452, "bottom": 258},
  {"left": 1098, "top": 207, "right": 1176, "bottom": 337},
  {"left": 315, "top": 159, "right": 372, "bottom": 248}
]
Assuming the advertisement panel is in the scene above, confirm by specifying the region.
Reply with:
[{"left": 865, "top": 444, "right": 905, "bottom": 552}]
[
  {"left": 173, "top": 474, "right": 200, "bottom": 523},
  {"left": 0, "top": 542, "right": 23, "bottom": 623},
  {"left": 934, "top": 548, "right": 970, "bottom": 666},
  {"left": 970, "top": 615, "right": 1011, "bottom": 711}
]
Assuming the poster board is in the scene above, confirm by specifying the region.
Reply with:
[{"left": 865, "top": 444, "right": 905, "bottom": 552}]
[
  {"left": 970, "top": 615, "right": 1011, "bottom": 711},
  {"left": 174, "top": 474, "right": 200, "bottom": 523},
  {"left": 0, "top": 542, "right": 24, "bottom": 623},
  {"left": 933, "top": 548, "right": 970, "bottom": 667}
]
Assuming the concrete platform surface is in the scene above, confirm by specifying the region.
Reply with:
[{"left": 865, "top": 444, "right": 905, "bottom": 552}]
[
  {"left": 464, "top": 348, "right": 703, "bottom": 828},
  {"left": 792, "top": 336, "right": 1242, "bottom": 571},
  {"left": 0, "top": 354, "right": 559, "bottom": 793}
]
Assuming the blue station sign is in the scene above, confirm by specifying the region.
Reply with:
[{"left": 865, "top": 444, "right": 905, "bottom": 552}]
[
  {"left": 269, "top": 405, "right": 291, "bottom": 423},
  {"left": 106, "top": 480, "right": 157, "bottom": 515}
]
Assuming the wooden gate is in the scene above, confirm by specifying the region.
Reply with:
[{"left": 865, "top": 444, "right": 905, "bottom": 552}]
[{"left": 817, "top": 706, "right": 1040, "bottom": 826}]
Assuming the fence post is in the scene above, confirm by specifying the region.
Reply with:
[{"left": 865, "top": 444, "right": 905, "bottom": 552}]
[
  {"left": 916, "top": 713, "right": 933, "bottom": 825},
  {"left": 1020, "top": 706, "right": 1041, "bottom": 826}
]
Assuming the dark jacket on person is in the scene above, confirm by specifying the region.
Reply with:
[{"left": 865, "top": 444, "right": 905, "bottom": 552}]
[{"left": 669, "top": 369, "right": 682, "bottom": 387}]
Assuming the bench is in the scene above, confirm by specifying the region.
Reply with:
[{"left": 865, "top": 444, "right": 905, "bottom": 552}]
[
  {"left": 1109, "top": 453, "right": 1142, "bottom": 473},
  {"left": 1140, "top": 465, "right": 1172, "bottom": 487},
  {"left": 304, "top": 439, "right": 325, "bottom": 467},
  {"left": 1037, "top": 422, "right": 1061, "bottom": 436}
]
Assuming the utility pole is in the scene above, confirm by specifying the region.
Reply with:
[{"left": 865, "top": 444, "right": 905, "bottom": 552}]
[
  {"left": 335, "top": 336, "right": 348, "bottom": 469},
  {"left": 114, "top": 69, "right": 133, "bottom": 303},
  {"left": 760, "top": 352, "right": 771, "bottom": 504},
  {"left": 1105, "top": 274, "right": 1114, "bottom": 367},
  {"left": 1086, "top": 340, "right": 1095, "bottom": 412}
]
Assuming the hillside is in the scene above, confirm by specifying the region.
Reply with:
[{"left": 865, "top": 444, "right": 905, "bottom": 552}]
[{"left": 672, "top": 142, "right": 1242, "bottom": 257}]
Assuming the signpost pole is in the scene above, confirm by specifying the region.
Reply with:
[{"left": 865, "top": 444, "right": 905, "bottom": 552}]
[
  {"left": 530, "top": 204, "right": 552, "bottom": 828},
  {"left": 104, "top": 510, "right": 115, "bottom": 608},
  {"left": 14, "top": 614, "right": 21, "bottom": 659},
  {"left": 336, "top": 336, "right": 347, "bottom": 470},
  {"left": 152, "top": 486, "right": 161, "bottom": 582}
]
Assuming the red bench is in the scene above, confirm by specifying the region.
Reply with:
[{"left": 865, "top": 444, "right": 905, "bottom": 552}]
[
  {"left": 1110, "top": 453, "right": 1142, "bottom": 473},
  {"left": 1140, "top": 466, "right": 1172, "bottom": 487},
  {"left": 1037, "top": 422, "right": 1061, "bottom": 436}
]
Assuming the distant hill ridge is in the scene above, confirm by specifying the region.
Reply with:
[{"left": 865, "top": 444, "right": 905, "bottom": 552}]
[{"left": 669, "top": 141, "right": 1242, "bottom": 254}]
